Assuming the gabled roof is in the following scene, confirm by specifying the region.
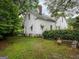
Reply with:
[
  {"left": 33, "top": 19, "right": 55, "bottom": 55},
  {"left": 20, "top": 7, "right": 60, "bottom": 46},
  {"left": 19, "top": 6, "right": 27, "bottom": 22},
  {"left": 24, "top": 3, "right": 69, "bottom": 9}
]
[{"left": 31, "top": 11, "right": 56, "bottom": 22}]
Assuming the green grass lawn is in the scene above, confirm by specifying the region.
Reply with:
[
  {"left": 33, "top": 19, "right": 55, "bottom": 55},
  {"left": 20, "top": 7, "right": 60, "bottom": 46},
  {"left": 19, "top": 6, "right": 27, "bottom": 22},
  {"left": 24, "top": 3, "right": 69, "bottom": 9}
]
[{"left": 0, "top": 36, "right": 79, "bottom": 59}]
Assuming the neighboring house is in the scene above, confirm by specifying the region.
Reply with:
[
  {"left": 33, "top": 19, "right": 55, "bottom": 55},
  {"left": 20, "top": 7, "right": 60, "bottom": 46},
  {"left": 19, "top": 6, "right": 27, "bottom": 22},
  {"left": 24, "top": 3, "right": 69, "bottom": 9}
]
[
  {"left": 56, "top": 17, "right": 68, "bottom": 30},
  {"left": 24, "top": 5, "right": 68, "bottom": 36}
]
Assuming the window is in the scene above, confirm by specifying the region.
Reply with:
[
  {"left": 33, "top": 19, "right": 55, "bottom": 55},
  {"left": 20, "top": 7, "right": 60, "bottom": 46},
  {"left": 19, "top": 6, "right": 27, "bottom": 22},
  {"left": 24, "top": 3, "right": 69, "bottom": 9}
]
[
  {"left": 62, "top": 18, "right": 63, "bottom": 22},
  {"left": 41, "top": 25, "right": 44, "bottom": 30},
  {"left": 35, "top": 17, "right": 37, "bottom": 20},
  {"left": 50, "top": 25, "right": 52, "bottom": 30},
  {"left": 28, "top": 14, "right": 30, "bottom": 20},
  {"left": 56, "top": 26, "right": 60, "bottom": 30},
  {"left": 58, "top": 26, "right": 60, "bottom": 29},
  {"left": 30, "top": 25, "right": 33, "bottom": 31},
  {"left": 76, "top": 11, "right": 79, "bottom": 14}
]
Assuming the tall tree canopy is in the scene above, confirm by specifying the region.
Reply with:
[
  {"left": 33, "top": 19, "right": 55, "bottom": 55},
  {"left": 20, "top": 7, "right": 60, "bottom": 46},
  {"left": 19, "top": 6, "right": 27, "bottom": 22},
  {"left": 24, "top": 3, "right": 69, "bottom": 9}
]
[
  {"left": 0, "top": 0, "right": 38, "bottom": 39},
  {"left": 45, "top": 0, "right": 79, "bottom": 17},
  {"left": 0, "top": 0, "right": 21, "bottom": 39},
  {"left": 12, "top": 0, "right": 38, "bottom": 15}
]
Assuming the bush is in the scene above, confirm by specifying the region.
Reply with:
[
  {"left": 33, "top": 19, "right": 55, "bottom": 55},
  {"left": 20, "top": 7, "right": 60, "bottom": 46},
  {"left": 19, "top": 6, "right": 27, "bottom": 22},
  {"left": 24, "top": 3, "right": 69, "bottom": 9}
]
[{"left": 43, "top": 30, "right": 79, "bottom": 41}]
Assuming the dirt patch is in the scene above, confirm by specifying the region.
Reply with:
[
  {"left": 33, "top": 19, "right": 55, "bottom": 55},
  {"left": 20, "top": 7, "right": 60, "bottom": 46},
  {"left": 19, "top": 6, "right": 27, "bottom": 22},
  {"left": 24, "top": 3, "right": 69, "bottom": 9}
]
[
  {"left": 69, "top": 48, "right": 79, "bottom": 59},
  {"left": 0, "top": 41, "right": 8, "bottom": 50}
]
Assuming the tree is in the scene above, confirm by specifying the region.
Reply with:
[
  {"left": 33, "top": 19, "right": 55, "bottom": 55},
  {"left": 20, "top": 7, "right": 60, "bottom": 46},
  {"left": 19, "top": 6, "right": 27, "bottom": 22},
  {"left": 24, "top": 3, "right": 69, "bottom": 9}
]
[
  {"left": 12, "top": 0, "right": 38, "bottom": 15},
  {"left": 0, "top": 0, "right": 21, "bottom": 39},
  {"left": 73, "top": 16, "right": 79, "bottom": 30},
  {"left": 0, "top": 0, "right": 38, "bottom": 39},
  {"left": 45, "top": 0, "right": 79, "bottom": 17}
]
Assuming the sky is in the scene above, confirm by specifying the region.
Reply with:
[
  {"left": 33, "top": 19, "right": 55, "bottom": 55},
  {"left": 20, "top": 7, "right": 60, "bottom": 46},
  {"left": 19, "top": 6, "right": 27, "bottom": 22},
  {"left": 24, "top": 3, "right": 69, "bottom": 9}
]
[{"left": 39, "top": 0, "right": 49, "bottom": 15}]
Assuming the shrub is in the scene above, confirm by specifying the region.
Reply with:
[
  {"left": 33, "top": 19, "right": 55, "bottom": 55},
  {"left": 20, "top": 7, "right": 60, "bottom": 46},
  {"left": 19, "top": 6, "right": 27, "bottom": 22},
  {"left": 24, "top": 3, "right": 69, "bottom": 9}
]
[{"left": 43, "top": 30, "right": 79, "bottom": 41}]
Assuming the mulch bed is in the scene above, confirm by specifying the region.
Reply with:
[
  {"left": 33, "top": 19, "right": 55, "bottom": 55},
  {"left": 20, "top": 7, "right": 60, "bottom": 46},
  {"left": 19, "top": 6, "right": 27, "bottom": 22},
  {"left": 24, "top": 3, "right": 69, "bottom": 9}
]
[{"left": 0, "top": 40, "right": 8, "bottom": 50}]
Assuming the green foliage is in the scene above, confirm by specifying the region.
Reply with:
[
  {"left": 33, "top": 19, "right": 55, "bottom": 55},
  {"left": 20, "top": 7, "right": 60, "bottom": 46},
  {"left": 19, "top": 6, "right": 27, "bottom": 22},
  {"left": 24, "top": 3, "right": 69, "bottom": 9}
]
[
  {"left": 0, "top": 36, "right": 78, "bottom": 59},
  {"left": 73, "top": 16, "right": 79, "bottom": 30},
  {"left": 43, "top": 30, "right": 79, "bottom": 41},
  {"left": 12, "top": 0, "right": 38, "bottom": 15},
  {"left": 0, "top": 0, "right": 38, "bottom": 39},
  {"left": 46, "top": 0, "right": 79, "bottom": 17},
  {"left": 0, "top": 0, "right": 21, "bottom": 39}
]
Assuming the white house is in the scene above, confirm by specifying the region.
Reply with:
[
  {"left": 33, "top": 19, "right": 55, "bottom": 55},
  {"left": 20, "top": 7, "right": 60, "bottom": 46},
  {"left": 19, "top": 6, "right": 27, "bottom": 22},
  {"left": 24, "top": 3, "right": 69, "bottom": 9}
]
[
  {"left": 56, "top": 17, "right": 68, "bottom": 29},
  {"left": 24, "top": 5, "right": 68, "bottom": 36}
]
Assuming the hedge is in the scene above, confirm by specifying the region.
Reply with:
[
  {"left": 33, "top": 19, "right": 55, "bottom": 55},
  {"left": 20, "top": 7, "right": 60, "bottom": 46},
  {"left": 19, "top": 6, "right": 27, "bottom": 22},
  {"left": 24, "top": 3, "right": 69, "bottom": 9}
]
[{"left": 42, "top": 30, "right": 79, "bottom": 41}]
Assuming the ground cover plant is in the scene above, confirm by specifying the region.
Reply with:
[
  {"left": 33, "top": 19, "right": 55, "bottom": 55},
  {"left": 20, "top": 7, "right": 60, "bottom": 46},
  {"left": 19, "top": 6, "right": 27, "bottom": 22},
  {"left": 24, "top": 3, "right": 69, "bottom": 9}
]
[{"left": 0, "top": 36, "right": 79, "bottom": 59}]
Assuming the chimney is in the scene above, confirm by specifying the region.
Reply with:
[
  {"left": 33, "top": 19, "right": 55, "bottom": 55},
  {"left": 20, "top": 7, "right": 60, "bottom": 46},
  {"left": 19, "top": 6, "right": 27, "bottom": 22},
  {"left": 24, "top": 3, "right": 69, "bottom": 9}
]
[{"left": 38, "top": 5, "right": 42, "bottom": 15}]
